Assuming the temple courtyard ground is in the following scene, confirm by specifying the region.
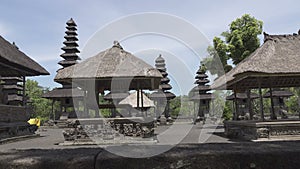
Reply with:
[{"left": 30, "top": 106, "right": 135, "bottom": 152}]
[{"left": 0, "top": 122, "right": 300, "bottom": 169}]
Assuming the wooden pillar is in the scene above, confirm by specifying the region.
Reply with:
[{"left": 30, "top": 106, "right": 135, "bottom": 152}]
[
  {"left": 137, "top": 83, "right": 140, "bottom": 108},
  {"left": 95, "top": 90, "right": 100, "bottom": 118},
  {"left": 194, "top": 101, "right": 196, "bottom": 120},
  {"left": 83, "top": 90, "right": 88, "bottom": 118},
  {"left": 233, "top": 87, "right": 238, "bottom": 120},
  {"left": 247, "top": 89, "right": 253, "bottom": 120},
  {"left": 269, "top": 88, "right": 276, "bottom": 120},
  {"left": 52, "top": 100, "right": 55, "bottom": 120},
  {"left": 166, "top": 100, "right": 170, "bottom": 118},
  {"left": 137, "top": 90, "right": 140, "bottom": 108},
  {"left": 198, "top": 99, "right": 201, "bottom": 118},
  {"left": 22, "top": 75, "right": 26, "bottom": 106},
  {"left": 258, "top": 79, "right": 264, "bottom": 121},
  {"left": 141, "top": 90, "right": 144, "bottom": 108},
  {"left": 59, "top": 98, "right": 63, "bottom": 117}
]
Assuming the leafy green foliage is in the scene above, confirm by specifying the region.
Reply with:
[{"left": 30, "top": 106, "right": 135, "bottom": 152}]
[
  {"left": 169, "top": 96, "right": 194, "bottom": 118},
  {"left": 204, "top": 14, "right": 263, "bottom": 76},
  {"left": 224, "top": 14, "right": 263, "bottom": 64},
  {"left": 286, "top": 87, "right": 300, "bottom": 115},
  {"left": 25, "top": 79, "right": 53, "bottom": 124},
  {"left": 222, "top": 101, "right": 233, "bottom": 121}
]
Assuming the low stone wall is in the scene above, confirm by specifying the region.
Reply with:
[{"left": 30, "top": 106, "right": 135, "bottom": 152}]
[
  {"left": 0, "top": 105, "right": 32, "bottom": 139},
  {"left": 224, "top": 120, "right": 300, "bottom": 141},
  {"left": 1, "top": 142, "right": 300, "bottom": 169},
  {"left": 0, "top": 105, "right": 29, "bottom": 122}
]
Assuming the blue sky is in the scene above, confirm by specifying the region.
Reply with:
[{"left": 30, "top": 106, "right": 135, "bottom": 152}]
[{"left": 1, "top": 0, "right": 300, "bottom": 95}]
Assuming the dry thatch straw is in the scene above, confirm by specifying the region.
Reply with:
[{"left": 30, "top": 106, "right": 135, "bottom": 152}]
[
  {"left": 0, "top": 36, "right": 49, "bottom": 76},
  {"left": 55, "top": 41, "right": 162, "bottom": 90},
  {"left": 212, "top": 31, "right": 300, "bottom": 90}
]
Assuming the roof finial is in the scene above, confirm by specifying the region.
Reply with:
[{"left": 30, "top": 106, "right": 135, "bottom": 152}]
[
  {"left": 263, "top": 32, "right": 271, "bottom": 42},
  {"left": 113, "top": 40, "right": 123, "bottom": 49},
  {"left": 12, "top": 42, "right": 19, "bottom": 49}
]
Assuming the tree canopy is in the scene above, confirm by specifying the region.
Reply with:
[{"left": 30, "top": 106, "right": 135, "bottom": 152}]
[
  {"left": 25, "top": 79, "right": 53, "bottom": 123},
  {"left": 203, "top": 14, "right": 263, "bottom": 76}
]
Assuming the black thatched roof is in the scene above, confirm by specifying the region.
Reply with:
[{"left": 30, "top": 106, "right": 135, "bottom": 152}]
[
  {"left": 212, "top": 31, "right": 300, "bottom": 90},
  {"left": 226, "top": 93, "right": 259, "bottom": 100},
  {"left": 42, "top": 87, "right": 84, "bottom": 99},
  {"left": 263, "top": 89, "right": 294, "bottom": 98},
  {"left": 55, "top": 41, "right": 162, "bottom": 90},
  {"left": 0, "top": 36, "right": 49, "bottom": 76}
]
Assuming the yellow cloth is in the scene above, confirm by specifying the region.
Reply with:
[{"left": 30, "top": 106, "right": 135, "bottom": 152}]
[{"left": 28, "top": 118, "right": 40, "bottom": 127}]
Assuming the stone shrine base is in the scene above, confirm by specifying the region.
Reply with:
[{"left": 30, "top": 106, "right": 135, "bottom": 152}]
[{"left": 224, "top": 119, "right": 300, "bottom": 141}]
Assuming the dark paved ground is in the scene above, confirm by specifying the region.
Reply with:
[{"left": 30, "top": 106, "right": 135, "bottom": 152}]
[
  {"left": 0, "top": 122, "right": 300, "bottom": 169},
  {"left": 0, "top": 121, "right": 232, "bottom": 151}
]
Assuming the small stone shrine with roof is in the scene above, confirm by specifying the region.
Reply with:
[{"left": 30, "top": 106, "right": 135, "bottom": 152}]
[
  {"left": 189, "top": 65, "right": 215, "bottom": 124},
  {"left": 263, "top": 88, "right": 294, "bottom": 119},
  {"left": 43, "top": 18, "right": 84, "bottom": 126},
  {"left": 150, "top": 55, "right": 176, "bottom": 124},
  {"left": 226, "top": 92, "right": 259, "bottom": 120}
]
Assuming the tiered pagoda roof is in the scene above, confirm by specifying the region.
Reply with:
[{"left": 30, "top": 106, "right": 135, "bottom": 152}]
[
  {"left": 189, "top": 66, "right": 215, "bottom": 101},
  {"left": 150, "top": 55, "right": 175, "bottom": 100},
  {"left": 58, "top": 18, "right": 80, "bottom": 69},
  {"left": 0, "top": 77, "right": 23, "bottom": 105},
  {"left": 43, "top": 18, "right": 84, "bottom": 100}
]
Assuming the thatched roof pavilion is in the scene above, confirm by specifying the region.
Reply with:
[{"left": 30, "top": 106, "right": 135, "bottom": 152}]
[
  {"left": 212, "top": 30, "right": 300, "bottom": 121},
  {"left": 211, "top": 30, "right": 300, "bottom": 140},
  {"left": 0, "top": 36, "right": 49, "bottom": 76},
  {"left": 55, "top": 41, "right": 161, "bottom": 118}
]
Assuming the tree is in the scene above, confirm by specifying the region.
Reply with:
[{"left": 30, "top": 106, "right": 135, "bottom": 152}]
[
  {"left": 203, "top": 14, "right": 263, "bottom": 76},
  {"left": 25, "top": 79, "right": 53, "bottom": 123},
  {"left": 224, "top": 14, "right": 263, "bottom": 64}
]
